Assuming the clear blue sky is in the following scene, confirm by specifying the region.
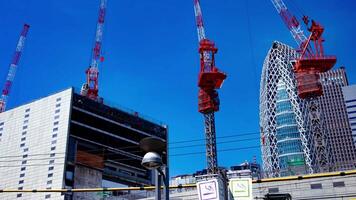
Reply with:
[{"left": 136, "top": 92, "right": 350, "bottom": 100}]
[{"left": 0, "top": 0, "right": 355, "bottom": 177}]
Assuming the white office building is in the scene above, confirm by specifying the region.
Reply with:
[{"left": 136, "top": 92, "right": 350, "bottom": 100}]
[
  {"left": 0, "top": 89, "right": 72, "bottom": 199},
  {"left": 342, "top": 84, "right": 356, "bottom": 148}
]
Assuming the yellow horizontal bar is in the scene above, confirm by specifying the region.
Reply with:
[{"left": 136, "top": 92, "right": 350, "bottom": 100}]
[
  {"left": 253, "top": 169, "right": 356, "bottom": 183},
  {"left": 1, "top": 170, "right": 355, "bottom": 193}
]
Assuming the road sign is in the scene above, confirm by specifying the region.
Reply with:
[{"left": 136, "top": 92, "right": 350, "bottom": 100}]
[{"left": 229, "top": 177, "right": 252, "bottom": 200}]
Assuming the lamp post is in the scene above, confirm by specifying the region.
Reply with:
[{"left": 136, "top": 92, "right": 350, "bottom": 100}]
[{"left": 140, "top": 137, "right": 169, "bottom": 200}]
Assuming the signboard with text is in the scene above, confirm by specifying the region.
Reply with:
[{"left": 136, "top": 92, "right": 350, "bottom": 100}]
[
  {"left": 197, "top": 179, "right": 220, "bottom": 200},
  {"left": 229, "top": 177, "right": 252, "bottom": 200}
]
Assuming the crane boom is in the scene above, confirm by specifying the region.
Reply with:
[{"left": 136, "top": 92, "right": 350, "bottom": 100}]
[
  {"left": 271, "top": 0, "right": 307, "bottom": 47},
  {"left": 0, "top": 24, "right": 30, "bottom": 113},
  {"left": 193, "top": 0, "right": 206, "bottom": 41},
  {"left": 81, "top": 0, "right": 107, "bottom": 102}
]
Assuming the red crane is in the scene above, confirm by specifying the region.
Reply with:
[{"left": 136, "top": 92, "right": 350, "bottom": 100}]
[
  {"left": 271, "top": 0, "right": 336, "bottom": 172},
  {"left": 0, "top": 24, "right": 30, "bottom": 113},
  {"left": 81, "top": 0, "right": 107, "bottom": 102},
  {"left": 193, "top": 0, "right": 227, "bottom": 174}
]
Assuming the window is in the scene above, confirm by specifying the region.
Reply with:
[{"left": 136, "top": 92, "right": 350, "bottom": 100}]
[
  {"left": 0, "top": 133, "right": 2, "bottom": 137},
  {"left": 55, "top": 109, "right": 60, "bottom": 114},
  {"left": 48, "top": 173, "right": 53, "bottom": 178},
  {"left": 25, "top": 108, "right": 30, "bottom": 112},
  {"left": 19, "top": 180, "right": 24, "bottom": 184},
  {"left": 21, "top": 137, "right": 26, "bottom": 141},
  {"left": 49, "top": 160, "right": 54, "bottom": 164},
  {"left": 53, "top": 128, "right": 58, "bottom": 132},
  {"left": 20, "top": 143, "right": 25, "bottom": 147},
  {"left": 311, "top": 183, "right": 322, "bottom": 189},
  {"left": 47, "top": 180, "right": 52, "bottom": 185},
  {"left": 54, "top": 115, "right": 60, "bottom": 120},
  {"left": 45, "top": 194, "right": 51, "bottom": 199},
  {"left": 56, "top": 97, "right": 61, "bottom": 102},
  {"left": 21, "top": 160, "right": 27, "bottom": 164},
  {"left": 0, "top": 127, "right": 3, "bottom": 131},
  {"left": 19, "top": 173, "right": 25, "bottom": 178},
  {"left": 50, "top": 153, "right": 55, "bottom": 157},
  {"left": 23, "top": 148, "right": 28, "bottom": 152},
  {"left": 22, "top": 131, "right": 27, "bottom": 136},
  {"left": 18, "top": 187, "right": 23, "bottom": 190},
  {"left": 21, "top": 167, "right": 26, "bottom": 171},
  {"left": 56, "top": 103, "right": 61, "bottom": 108},
  {"left": 0, "top": 122, "right": 4, "bottom": 126},
  {"left": 51, "top": 140, "right": 57, "bottom": 145},
  {"left": 24, "top": 114, "right": 29, "bottom": 118},
  {"left": 52, "top": 134, "right": 57, "bottom": 138},
  {"left": 22, "top": 126, "right": 28, "bottom": 130},
  {"left": 22, "top": 154, "right": 28, "bottom": 158},
  {"left": 268, "top": 187, "right": 279, "bottom": 193},
  {"left": 17, "top": 193, "right": 22, "bottom": 198},
  {"left": 48, "top": 166, "right": 54, "bottom": 171},
  {"left": 53, "top": 121, "right": 59, "bottom": 126},
  {"left": 23, "top": 120, "right": 29, "bottom": 124},
  {"left": 51, "top": 147, "right": 56, "bottom": 151},
  {"left": 333, "top": 181, "right": 345, "bottom": 187}
]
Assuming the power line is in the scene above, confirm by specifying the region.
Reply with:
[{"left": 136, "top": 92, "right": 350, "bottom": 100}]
[
  {"left": 171, "top": 145, "right": 260, "bottom": 156},
  {"left": 170, "top": 137, "right": 260, "bottom": 149},
  {"left": 170, "top": 131, "right": 261, "bottom": 144}
]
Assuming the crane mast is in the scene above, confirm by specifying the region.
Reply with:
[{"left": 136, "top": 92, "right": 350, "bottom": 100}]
[
  {"left": 193, "top": 0, "right": 227, "bottom": 174},
  {"left": 271, "top": 0, "right": 336, "bottom": 173},
  {"left": 0, "top": 24, "right": 30, "bottom": 113},
  {"left": 81, "top": 0, "right": 107, "bottom": 102}
]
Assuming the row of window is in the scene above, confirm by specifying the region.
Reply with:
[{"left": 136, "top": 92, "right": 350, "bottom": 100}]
[
  {"left": 44, "top": 97, "right": 62, "bottom": 199},
  {"left": 268, "top": 181, "right": 346, "bottom": 193},
  {"left": 345, "top": 99, "right": 356, "bottom": 104},
  {"left": 0, "top": 121, "right": 4, "bottom": 142},
  {"left": 17, "top": 108, "right": 30, "bottom": 198}
]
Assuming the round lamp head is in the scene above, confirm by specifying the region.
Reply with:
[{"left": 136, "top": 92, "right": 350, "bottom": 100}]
[
  {"left": 140, "top": 137, "right": 166, "bottom": 153},
  {"left": 141, "top": 152, "right": 162, "bottom": 170}
]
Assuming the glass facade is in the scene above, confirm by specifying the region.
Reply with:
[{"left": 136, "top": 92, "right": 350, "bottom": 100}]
[{"left": 275, "top": 82, "right": 307, "bottom": 176}]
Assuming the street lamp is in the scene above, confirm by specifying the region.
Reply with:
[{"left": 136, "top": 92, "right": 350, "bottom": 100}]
[{"left": 140, "top": 137, "right": 169, "bottom": 200}]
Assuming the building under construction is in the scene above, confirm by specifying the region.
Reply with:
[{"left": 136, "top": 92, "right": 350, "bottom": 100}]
[{"left": 0, "top": 88, "right": 168, "bottom": 200}]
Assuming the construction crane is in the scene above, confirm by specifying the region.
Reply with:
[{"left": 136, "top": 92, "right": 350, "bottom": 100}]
[
  {"left": 0, "top": 24, "right": 30, "bottom": 113},
  {"left": 81, "top": 0, "right": 107, "bottom": 102},
  {"left": 271, "top": 0, "right": 336, "bottom": 173},
  {"left": 193, "top": 0, "right": 227, "bottom": 174}
]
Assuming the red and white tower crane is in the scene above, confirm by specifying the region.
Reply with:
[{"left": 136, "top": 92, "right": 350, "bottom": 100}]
[
  {"left": 271, "top": 0, "right": 336, "bottom": 172},
  {"left": 193, "top": 0, "right": 227, "bottom": 174},
  {"left": 81, "top": 0, "right": 107, "bottom": 102},
  {"left": 0, "top": 24, "right": 30, "bottom": 113}
]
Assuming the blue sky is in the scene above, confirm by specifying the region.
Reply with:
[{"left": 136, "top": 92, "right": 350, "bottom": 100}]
[{"left": 0, "top": 0, "right": 355, "bottom": 177}]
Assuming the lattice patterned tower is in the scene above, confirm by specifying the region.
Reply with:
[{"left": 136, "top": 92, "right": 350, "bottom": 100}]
[{"left": 260, "top": 41, "right": 313, "bottom": 177}]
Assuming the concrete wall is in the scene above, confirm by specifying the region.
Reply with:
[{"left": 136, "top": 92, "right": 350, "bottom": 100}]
[{"left": 73, "top": 165, "right": 103, "bottom": 200}]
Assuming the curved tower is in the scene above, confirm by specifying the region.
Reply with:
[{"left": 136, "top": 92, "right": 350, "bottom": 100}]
[{"left": 260, "top": 41, "right": 313, "bottom": 177}]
